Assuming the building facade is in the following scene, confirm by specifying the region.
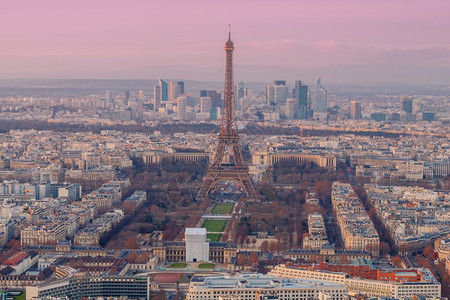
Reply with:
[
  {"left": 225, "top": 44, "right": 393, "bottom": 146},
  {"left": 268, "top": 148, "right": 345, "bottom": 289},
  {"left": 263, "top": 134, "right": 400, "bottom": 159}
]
[
  {"left": 186, "top": 274, "right": 347, "bottom": 300},
  {"left": 269, "top": 264, "right": 441, "bottom": 299},
  {"left": 152, "top": 241, "right": 236, "bottom": 264}
]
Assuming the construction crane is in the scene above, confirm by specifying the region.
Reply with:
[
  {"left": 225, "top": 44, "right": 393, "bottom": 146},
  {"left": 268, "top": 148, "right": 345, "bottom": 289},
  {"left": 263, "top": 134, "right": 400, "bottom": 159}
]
[{"left": 24, "top": 189, "right": 33, "bottom": 201}]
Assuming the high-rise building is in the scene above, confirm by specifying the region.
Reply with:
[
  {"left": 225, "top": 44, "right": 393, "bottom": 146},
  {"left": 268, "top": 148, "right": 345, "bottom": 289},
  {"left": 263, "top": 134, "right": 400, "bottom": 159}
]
[
  {"left": 294, "top": 80, "right": 309, "bottom": 119},
  {"left": 350, "top": 101, "right": 362, "bottom": 120},
  {"left": 285, "top": 98, "right": 298, "bottom": 119},
  {"left": 210, "top": 107, "right": 221, "bottom": 120},
  {"left": 176, "top": 96, "right": 187, "bottom": 120},
  {"left": 169, "top": 81, "right": 180, "bottom": 101},
  {"left": 274, "top": 84, "right": 289, "bottom": 105},
  {"left": 159, "top": 79, "right": 168, "bottom": 101},
  {"left": 138, "top": 90, "right": 144, "bottom": 101},
  {"left": 421, "top": 112, "right": 435, "bottom": 121},
  {"left": 266, "top": 84, "right": 274, "bottom": 106},
  {"left": 243, "top": 88, "right": 253, "bottom": 98},
  {"left": 153, "top": 85, "right": 161, "bottom": 110},
  {"left": 314, "top": 77, "right": 327, "bottom": 113},
  {"left": 401, "top": 96, "right": 413, "bottom": 113},
  {"left": 274, "top": 80, "right": 286, "bottom": 86},
  {"left": 169, "top": 81, "right": 185, "bottom": 101},
  {"left": 200, "top": 90, "right": 222, "bottom": 108},
  {"left": 235, "top": 81, "right": 245, "bottom": 110},
  {"left": 124, "top": 91, "right": 130, "bottom": 106},
  {"left": 266, "top": 81, "right": 288, "bottom": 107},
  {"left": 177, "top": 81, "right": 185, "bottom": 94},
  {"left": 105, "top": 90, "right": 112, "bottom": 103},
  {"left": 200, "top": 97, "right": 212, "bottom": 114}
]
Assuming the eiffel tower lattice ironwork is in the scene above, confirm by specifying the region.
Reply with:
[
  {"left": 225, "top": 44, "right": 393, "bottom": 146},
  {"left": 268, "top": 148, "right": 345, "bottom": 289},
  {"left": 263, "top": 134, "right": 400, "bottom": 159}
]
[{"left": 197, "top": 29, "right": 258, "bottom": 200}]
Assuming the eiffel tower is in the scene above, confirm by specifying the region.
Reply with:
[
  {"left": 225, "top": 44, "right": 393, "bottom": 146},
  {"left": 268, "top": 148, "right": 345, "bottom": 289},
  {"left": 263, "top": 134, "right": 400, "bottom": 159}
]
[{"left": 197, "top": 28, "right": 258, "bottom": 200}]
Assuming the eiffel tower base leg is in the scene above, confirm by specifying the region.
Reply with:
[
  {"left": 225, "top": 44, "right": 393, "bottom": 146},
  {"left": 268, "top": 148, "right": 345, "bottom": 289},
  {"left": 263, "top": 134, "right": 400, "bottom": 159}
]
[{"left": 196, "top": 169, "right": 259, "bottom": 200}]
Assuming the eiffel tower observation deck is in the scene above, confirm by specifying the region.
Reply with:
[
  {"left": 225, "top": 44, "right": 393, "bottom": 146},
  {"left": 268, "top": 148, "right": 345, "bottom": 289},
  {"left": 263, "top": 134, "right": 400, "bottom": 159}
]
[{"left": 197, "top": 28, "right": 258, "bottom": 200}]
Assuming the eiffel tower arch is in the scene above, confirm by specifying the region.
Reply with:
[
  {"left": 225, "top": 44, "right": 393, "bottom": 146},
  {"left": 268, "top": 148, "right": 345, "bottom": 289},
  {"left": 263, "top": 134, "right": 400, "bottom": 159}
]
[{"left": 197, "top": 29, "right": 258, "bottom": 200}]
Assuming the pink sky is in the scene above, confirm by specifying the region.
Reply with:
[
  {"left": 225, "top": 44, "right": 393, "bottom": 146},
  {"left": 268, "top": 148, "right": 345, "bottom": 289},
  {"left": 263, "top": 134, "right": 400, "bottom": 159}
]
[{"left": 1, "top": 0, "right": 449, "bottom": 84}]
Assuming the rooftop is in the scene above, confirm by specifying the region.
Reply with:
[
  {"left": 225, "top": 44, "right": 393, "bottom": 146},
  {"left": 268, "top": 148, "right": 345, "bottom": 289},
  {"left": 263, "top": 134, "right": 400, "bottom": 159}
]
[
  {"left": 185, "top": 227, "right": 206, "bottom": 235},
  {"left": 192, "top": 274, "right": 345, "bottom": 290}
]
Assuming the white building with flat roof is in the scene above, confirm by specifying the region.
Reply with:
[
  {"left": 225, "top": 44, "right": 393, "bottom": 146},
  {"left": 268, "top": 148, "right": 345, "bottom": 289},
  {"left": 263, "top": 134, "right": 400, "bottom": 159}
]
[
  {"left": 186, "top": 274, "right": 347, "bottom": 300},
  {"left": 185, "top": 228, "right": 209, "bottom": 262},
  {"left": 269, "top": 264, "right": 441, "bottom": 299}
]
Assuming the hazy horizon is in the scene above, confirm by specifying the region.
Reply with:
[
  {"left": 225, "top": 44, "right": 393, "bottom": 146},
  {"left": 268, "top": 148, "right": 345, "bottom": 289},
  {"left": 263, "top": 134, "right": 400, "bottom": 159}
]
[{"left": 2, "top": 0, "right": 450, "bottom": 85}]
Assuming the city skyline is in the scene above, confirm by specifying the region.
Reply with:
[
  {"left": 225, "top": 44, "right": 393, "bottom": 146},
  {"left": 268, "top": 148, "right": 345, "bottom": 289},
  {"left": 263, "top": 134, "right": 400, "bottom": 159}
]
[{"left": 2, "top": 0, "right": 450, "bottom": 84}]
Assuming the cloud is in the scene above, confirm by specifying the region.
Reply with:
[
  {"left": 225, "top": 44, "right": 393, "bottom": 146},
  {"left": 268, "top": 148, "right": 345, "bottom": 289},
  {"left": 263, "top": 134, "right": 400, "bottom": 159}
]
[
  {"left": 368, "top": 47, "right": 450, "bottom": 67},
  {"left": 310, "top": 40, "right": 338, "bottom": 53}
]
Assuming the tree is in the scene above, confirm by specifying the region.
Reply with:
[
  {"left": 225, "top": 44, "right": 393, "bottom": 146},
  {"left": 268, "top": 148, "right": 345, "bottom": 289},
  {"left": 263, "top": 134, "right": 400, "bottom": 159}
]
[
  {"left": 315, "top": 181, "right": 330, "bottom": 205},
  {"left": 248, "top": 252, "right": 258, "bottom": 266},
  {"left": 391, "top": 256, "right": 403, "bottom": 268},
  {"left": 340, "top": 256, "right": 349, "bottom": 264},
  {"left": 379, "top": 242, "right": 391, "bottom": 255},
  {"left": 138, "top": 252, "right": 150, "bottom": 263},
  {"left": 239, "top": 234, "right": 247, "bottom": 247},
  {"left": 105, "top": 240, "right": 116, "bottom": 250},
  {"left": 222, "top": 233, "right": 229, "bottom": 242},
  {"left": 423, "top": 246, "right": 435, "bottom": 260},
  {"left": 268, "top": 241, "right": 279, "bottom": 253},
  {"left": 259, "top": 241, "right": 269, "bottom": 253},
  {"left": 151, "top": 291, "right": 168, "bottom": 300},
  {"left": 124, "top": 237, "right": 140, "bottom": 249},
  {"left": 7, "top": 239, "right": 21, "bottom": 251},
  {"left": 127, "top": 251, "right": 138, "bottom": 263},
  {"left": 252, "top": 238, "right": 257, "bottom": 249},
  {"left": 237, "top": 254, "right": 247, "bottom": 266}
]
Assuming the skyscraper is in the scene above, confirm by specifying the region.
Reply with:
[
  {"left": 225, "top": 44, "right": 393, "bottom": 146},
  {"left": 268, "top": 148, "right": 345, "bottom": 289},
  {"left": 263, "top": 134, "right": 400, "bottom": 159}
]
[
  {"left": 236, "top": 81, "right": 245, "bottom": 110},
  {"left": 138, "top": 90, "right": 144, "bottom": 101},
  {"left": 105, "top": 90, "right": 112, "bottom": 103},
  {"left": 200, "top": 97, "right": 212, "bottom": 114},
  {"left": 274, "top": 84, "right": 288, "bottom": 105},
  {"left": 350, "top": 101, "right": 362, "bottom": 120},
  {"left": 266, "top": 81, "right": 288, "bottom": 107},
  {"left": 169, "top": 81, "right": 180, "bottom": 101},
  {"left": 124, "top": 91, "right": 130, "bottom": 106},
  {"left": 294, "top": 80, "right": 309, "bottom": 119},
  {"left": 177, "top": 81, "right": 185, "bottom": 95},
  {"left": 274, "top": 80, "right": 286, "bottom": 86},
  {"left": 177, "top": 96, "right": 187, "bottom": 120},
  {"left": 285, "top": 98, "right": 298, "bottom": 119},
  {"left": 314, "top": 77, "right": 327, "bottom": 113},
  {"left": 159, "top": 79, "right": 168, "bottom": 101},
  {"left": 200, "top": 90, "right": 222, "bottom": 108},
  {"left": 209, "top": 107, "right": 221, "bottom": 120},
  {"left": 266, "top": 85, "right": 274, "bottom": 107},
  {"left": 153, "top": 85, "right": 161, "bottom": 110},
  {"left": 401, "top": 96, "right": 413, "bottom": 113}
]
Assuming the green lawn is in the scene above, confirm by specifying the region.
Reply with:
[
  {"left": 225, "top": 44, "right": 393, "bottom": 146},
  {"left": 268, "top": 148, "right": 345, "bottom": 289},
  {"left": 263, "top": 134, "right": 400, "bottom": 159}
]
[
  {"left": 170, "top": 262, "right": 188, "bottom": 268},
  {"left": 207, "top": 233, "right": 222, "bottom": 242},
  {"left": 202, "top": 219, "right": 228, "bottom": 232},
  {"left": 211, "top": 203, "right": 234, "bottom": 215},
  {"left": 198, "top": 263, "right": 215, "bottom": 269},
  {"left": 0, "top": 292, "right": 25, "bottom": 300}
]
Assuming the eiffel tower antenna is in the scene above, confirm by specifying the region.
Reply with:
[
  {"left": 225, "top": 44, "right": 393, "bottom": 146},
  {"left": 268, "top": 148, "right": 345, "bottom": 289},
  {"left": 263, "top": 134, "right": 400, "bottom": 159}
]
[{"left": 197, "top": 29, "right": 258, "bottom": 200}]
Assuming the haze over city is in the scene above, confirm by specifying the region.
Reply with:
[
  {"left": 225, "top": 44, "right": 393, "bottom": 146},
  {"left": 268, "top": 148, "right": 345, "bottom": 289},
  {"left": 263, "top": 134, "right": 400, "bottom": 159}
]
[
  {"left": 0, "top": 1, "right": 449, "bottom": 300},
  {"left": 2, "top": 0, "right": 450, "bottom": 84}
]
